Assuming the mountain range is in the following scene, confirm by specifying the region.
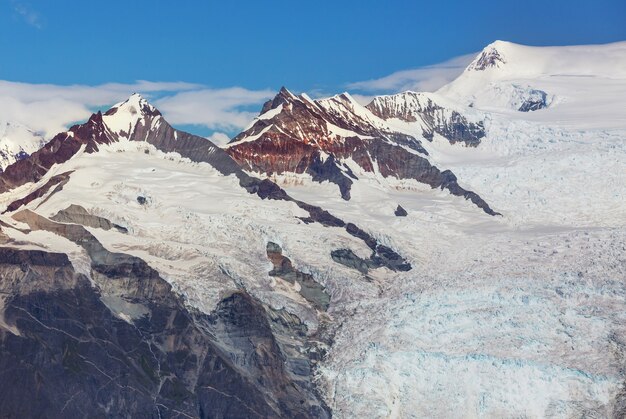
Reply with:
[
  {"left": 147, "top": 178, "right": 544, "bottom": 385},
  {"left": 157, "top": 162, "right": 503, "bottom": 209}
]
[{"left": 0, "top": 40, "right": 625, "bottom": 418}]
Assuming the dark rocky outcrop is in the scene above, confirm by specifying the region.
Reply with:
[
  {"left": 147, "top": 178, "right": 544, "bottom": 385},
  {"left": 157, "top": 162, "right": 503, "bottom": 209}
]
[
  {"left": 440, "top": 170, "right": 500, "bottom": 216},
  {"left": 331, "top": 245, "right": 412, "bottom": 275},
  {"left": 0, "top": 246, "right": 70, "bottom": 268},
  {"left": 308, "top": 153, "right": 354, "bottom": 200},
  {"left": 371, "top": 243, "right": 412, "bottom": 272},
  {"left": 266, "top": 242, "right": 330, "bottom": 311},
  {"left": 395, "top": 205, "right": 408, "bottom": 217},
  {"left": 366, "top": 91, "right": 485, "bottom": 147},
  {"left": 518, "top": 89, "right": 548, "bottom": 112},
  {"left": 2, "top": 171, "right": 73, "bottom": 214},
  {"left": 330, "top": 249, "right": 372, "bottom": 274},
  {"left": 51, "top": 204, "right": 128, "bottom": 233},
  {"left": 331, "top": 223, "right": 412, "bottom": 274},
  {"left": 469, "top": 46, "right": 506, "bottom": 70},
  {"left": 0, "top": 212, "right": 331, "bottom": 418},
  {"left": 337, "top": 222, "right": 411, "bottom": 272}
]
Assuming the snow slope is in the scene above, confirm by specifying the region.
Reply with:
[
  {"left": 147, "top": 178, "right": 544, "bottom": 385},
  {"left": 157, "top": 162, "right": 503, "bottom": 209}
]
[
  {"left": 0, "top": 120, "right": 45, "bottom": 170},
  {"left": 438, "top": 40, "right": 626, "bottom": 129},
  {"left": 103, "top": 93, "right": 163, "bottom": 139}
]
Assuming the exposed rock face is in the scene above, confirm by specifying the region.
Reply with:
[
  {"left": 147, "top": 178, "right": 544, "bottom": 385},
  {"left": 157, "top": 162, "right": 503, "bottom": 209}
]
[
  {"left": 227, "top": 88, "right": 424, "bottom": 201},
  {"left": 468, "top": 46, "right": 506, "bottom": 70},
  {"left": 366, "top": 91, "right": 485, "bottom": 146},
  {"left": 227, "top": 88, "right": 498, "bottom": 215},
  {"left": 3, "top": 171, "right": 73, "bottom": 213},
  {"left": 266, "top": 242, "right": 330, "bottom": 311},
  {"left": 518, "top": 89, "right": 548, "bottom": 112},
  {"left": 264, "top": 243, "right": 335, "bottom": 381},
  {"left": 327, "top": 222, "right": 413, "bottom": 274},
  {"left": 51, "top": 204, "right": 128, "bottom": 233},
  {"left": 395, "top": 205, "right": 408, "bottom": 217},
  {"left": 330, "top": 248, "right": 372, "bottom": 274},
  {"left": 0, "top": 212, "right": 331, "bottom": 418}
]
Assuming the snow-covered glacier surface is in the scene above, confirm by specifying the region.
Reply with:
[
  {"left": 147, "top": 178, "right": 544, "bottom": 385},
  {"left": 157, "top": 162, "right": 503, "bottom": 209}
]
[
  {"left": 271, "top": 42, "right": 626, "bottom": 418},
  {"left": 321, "top": 227, "right": 625, "bottom": 418}
]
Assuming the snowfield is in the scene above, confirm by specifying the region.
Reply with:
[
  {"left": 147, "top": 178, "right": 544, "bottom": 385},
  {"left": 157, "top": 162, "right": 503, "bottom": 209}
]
[
  {"left": 1, "top": 140, "right": 377, "bottom": 330},
  {"left": 321, "top": 226, "right": 625, "bottom": 418}
]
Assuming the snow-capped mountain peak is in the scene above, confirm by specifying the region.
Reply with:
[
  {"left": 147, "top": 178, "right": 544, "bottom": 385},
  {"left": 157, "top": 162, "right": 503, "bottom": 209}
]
[
  {"left": 444, "top": 40, "right": 626, "bottom": 86},
  {"left": 438, "top": 40, "right": 626, "bottom": 117},
  {"left": 467, "top": 40, "right": 508, "bottom": 71},
  {"left": 330, "top": 92, "right": 359, "bottom": 106},
  {"left": 102, "top": 93, "right": 162, "bottom": 140},
  {"left": 277, "top": 85, "right": 297, "bottom": 99},
  {"left": 0, "top": 94, "right": 221, "bottom": 194},
  {"left": 108, "top": 92, "right": 156, "bottom": 113},
  {"left": 258, "top": 86, "right": 306, "bottom": 115},
  {"left": 367, "top": 91, "right": 445, "bottom": 121}
]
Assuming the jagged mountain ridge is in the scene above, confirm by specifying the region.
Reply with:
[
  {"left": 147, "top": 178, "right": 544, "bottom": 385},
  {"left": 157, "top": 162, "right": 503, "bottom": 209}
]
[
  {"left": 365, "top": 91, "right": 485, "bottom": 144},
  {"left": 0, "top": 94, "right": 421, "bottom": 417},
  {"left": 0, "top": 94, "right": 238, "bottom": 194},
  {"left": 0, "top": 93, "right": 410, "bottom": 272},
  {"left": 226, "top": 87, "right": 498, "bottom": 215}
]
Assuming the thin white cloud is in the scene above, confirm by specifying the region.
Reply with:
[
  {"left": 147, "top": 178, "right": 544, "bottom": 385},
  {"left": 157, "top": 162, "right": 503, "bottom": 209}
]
[
  {"left": 350, "top": 94, "right": 376, "bottom": 106},
  {"left": 0, "top": 80, "right": 272, "bottom": 138},
  {"left": 155, "top": 88, "right": 274, "bottom": 131},
  {"left": 0, "top": 80, "right": 200, "bottom": 105},
  {"left": 347, "top": 53, "right": 476, "bottom": 94},
  {"left": 206, "top": 132, "right": 232, "bottom": 147},
  {"left": 306, "top": 89, "right": 335, "bottom": 100},
  {"left": 10, "top": 0, "right": 42, "bottom": 29}
]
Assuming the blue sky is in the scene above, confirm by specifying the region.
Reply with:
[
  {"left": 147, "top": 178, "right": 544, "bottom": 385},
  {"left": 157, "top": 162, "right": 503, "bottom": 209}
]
[{"left": 1, "top": 0, "right": 625, "bottom": 141}]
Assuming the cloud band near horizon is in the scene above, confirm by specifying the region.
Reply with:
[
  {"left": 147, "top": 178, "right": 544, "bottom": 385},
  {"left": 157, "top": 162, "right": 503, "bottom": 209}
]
[
  {"left": 347, "top": 53, "right": 476, "bottom": 94},
  {"left": 0, "top": 52, "right": 477, "bottom": 147},
  {"left": 0, "top": 80, "right": 274, "bottom": 145}
]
